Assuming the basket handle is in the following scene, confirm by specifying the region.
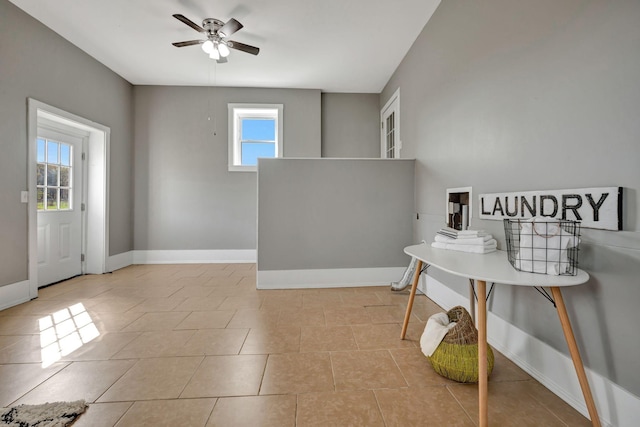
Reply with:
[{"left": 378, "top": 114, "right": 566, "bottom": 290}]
[{"left": 531, "top": 220, "right": 561, "bottom": 238}]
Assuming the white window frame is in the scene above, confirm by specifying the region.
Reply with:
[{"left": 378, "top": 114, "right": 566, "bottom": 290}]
[
  {"left": 228, "top": 103, "right": 283, "bottom": 172},
  {"left": 37, "top": 137, "right": 75, "bottom": 212},
  {"left": 380, "top": 88, "right": 401, "bottom": 159}
]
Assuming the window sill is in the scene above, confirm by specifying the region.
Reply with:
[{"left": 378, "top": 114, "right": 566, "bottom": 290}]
[{"left": 228, "top": 165, "right": 257, "bottom": 172}]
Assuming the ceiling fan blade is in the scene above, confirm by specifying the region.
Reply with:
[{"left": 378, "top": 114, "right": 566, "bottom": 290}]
[
  {"left": 218, "top": 18, "right": 243, "bottom": 38},
  {"left": 227, "top": 40, "right": 260, "bottom": 55},
  {"left": 172, "top": 40, "right": 204, "bottom": 47},
  {"left": 173, "top": 14, "right": 205, "bottom": 32},
  {"left": 217, "top": 57, "right": 228, "bottom": 64}
]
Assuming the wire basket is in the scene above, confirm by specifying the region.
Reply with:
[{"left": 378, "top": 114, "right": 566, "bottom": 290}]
[{"left": 503, "top": 219, "right": 580, "bottom": 276}]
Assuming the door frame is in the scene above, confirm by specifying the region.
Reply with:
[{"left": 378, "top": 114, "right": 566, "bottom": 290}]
[
  {"left": 27, "top": 98, "right": 110, "bottom": 298},
  {"left": 380, "top": 88, "right": 401, "bottom": 158}
]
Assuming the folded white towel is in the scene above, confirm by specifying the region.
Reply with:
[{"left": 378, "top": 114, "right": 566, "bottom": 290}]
[
  {"left": 486, "top": 238, "right": 498, "bottom": 247},
  {"left": 514, "top": 217, "right": 579, "bottom": 275},
  {"left": 519, "top": 222, "right": 579, "bottom": 250},
  {"left": 431, "top": 241, "right": 497, "bottom": 254},
  {"left": 434, "top": 234, "right": 494, "bottom": 246},
  {"left": 420, "top": 312, "right": 457, "bottom": 356},
  {"left": 458, "top": 230, "right": 487, "bottom": 238},
  {"left": 438, "top": 228, "right": 487, "bottom": 238},
  {"left": 514, "top": 258, "right": 572, "bottom": 275}
]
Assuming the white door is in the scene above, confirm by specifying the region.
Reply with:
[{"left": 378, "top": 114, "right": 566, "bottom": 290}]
[
  {"left": 36, "top": 128, "right": 84, "bottom": 287},
  {"left": 381, "top": 89, "right": 400, "bottom": 159}
]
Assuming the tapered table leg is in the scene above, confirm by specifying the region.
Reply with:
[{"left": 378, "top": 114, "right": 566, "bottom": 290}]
[
  {"left": 469, "top": 279, "right": 476, "bottom": 325},
  {"left": 550, "top": 287, "right": 601, "bottom": 427},
  {"left": 477, "top": 280, "right": 488, "bottom": 427},
  {"left": 400, "top": 260, "right": 423, "bottom": 340}
]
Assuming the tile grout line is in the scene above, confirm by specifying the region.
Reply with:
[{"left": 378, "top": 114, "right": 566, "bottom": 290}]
[
  {"left": 371, "top": 387, "right": 390, "bottom": 427},
  {"left": 444, "top": 384, "right": 479, "bottom": 426}
]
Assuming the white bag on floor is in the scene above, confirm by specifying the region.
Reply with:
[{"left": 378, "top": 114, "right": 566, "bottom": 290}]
[
  {"left": 420, "top": 312, "right": 457, "bottom": 357},
  {"left": 391, "top": 256, "right": 419, "bottom": 291}
]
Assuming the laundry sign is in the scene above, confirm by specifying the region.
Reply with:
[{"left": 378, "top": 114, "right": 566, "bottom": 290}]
[{"left": 479, "top": 187, "right": 622, "bottom": 230}]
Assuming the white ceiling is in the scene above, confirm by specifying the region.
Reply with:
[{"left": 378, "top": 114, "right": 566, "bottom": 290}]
[{"left": 9, "top": 0, "right": 440, "bottom": 93}]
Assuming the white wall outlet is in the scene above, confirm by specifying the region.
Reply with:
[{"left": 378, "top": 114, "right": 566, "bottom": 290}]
[{"left": 21, "top": 191, "right": 29, "bottom": 203}]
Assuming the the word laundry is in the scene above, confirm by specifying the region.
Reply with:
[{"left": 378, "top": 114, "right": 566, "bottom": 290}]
[{"left": 478, "top": 187, "right": 622, "bottom": 230}]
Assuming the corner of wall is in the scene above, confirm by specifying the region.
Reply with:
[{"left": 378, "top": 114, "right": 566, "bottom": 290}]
[{"left": 106, "top": 251, "right": 134, "bottom": 272}]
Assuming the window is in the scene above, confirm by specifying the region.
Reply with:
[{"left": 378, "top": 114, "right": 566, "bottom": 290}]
[
  {"left": 381, "top": 89, "right": 400, "bottom": 158},
  {"left": 36, "top": 137, "right": 73, "bottom": 211},
  {"left": 384, "top": 111, "right": 396, "bottom": 158},
  {"left": 228, "top": 103, "right": 283, "bottom": 171}
]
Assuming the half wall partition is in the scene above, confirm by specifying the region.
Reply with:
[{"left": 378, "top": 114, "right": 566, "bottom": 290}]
[{"left": 257, "top": 158, "right": 415, "bottom": 289}]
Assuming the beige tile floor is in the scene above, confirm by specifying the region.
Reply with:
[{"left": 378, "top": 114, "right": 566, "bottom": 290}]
[{"left": 0, "top": 263, "right": 591, "bottom": 426}]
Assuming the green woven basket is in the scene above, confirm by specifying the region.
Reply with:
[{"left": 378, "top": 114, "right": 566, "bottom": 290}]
[{"left": 427, "top": 306, "right": 494, "bottom": 383}]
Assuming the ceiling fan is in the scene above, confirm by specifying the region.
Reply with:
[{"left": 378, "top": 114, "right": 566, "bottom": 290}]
[{"left": 171, "top": 14, "right": 260, "bottom": 62}]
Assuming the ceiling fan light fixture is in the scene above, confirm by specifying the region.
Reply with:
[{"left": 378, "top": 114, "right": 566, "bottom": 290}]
[
  {"left": 218, "top": 42, "right": 230, "bottom": 57},
  {"left": 209, "top": 45, "right": 220, "bottom": 60},
  {"left": 201, "top": 40, "right": 214, "bottom": 54}
]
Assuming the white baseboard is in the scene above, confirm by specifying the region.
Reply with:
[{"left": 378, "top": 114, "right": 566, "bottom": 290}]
[
  {"left": 419, "top": 275, "right": 638, "bottom": 427},
  {"left": 0, "top": 280, "right": 31, "bottom": 311},
  {"left": 257, "top": 267, "right": 405, "bottom": 289},
  {"left": 132, "top": 249, "right": 257, "bottom": 265}
]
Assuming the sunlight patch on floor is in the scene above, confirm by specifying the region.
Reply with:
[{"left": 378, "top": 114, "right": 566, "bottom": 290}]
[{"left": 39, "top": 302, "right": 100, "bottom": 368}]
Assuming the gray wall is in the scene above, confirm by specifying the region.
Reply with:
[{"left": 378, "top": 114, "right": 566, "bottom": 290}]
[
  {"left": 0, "top": 0, "right": 133, "bottom": 286},
  {"left": 381, "top": 0, "right": 640, "bottom": 396},
  {"left": 321, "top": 93, "right": 380, "bottom": 158},
  {"left": 133, "top": 86, "right": 321, "bottom": 250},
  {"left": 258, "top": 158, "right": 415, "bottom": 271}
]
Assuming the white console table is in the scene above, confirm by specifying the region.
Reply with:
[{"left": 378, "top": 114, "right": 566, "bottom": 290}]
[{"left": 402, "top": 243, "right": 600, "bottom": 427}]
